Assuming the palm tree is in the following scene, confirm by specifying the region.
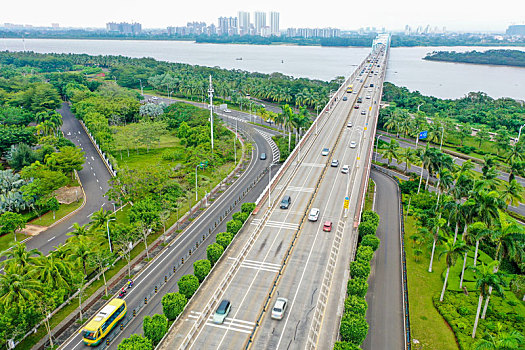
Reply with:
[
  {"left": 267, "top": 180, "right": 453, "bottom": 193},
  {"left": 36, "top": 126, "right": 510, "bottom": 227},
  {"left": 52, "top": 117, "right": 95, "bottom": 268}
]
[
  {"left": 428, "top": 213, "right": 447, "bottom": 273},
  {"left": 413, "top": 248, "right": 423, "bottom": 262},
  {"left": 68, "top": 236, "right": 92, "bottom": 277},
  {"left": 417, "top": 146, "right": 434, "bottom": 194},
  {"left": 0, "top": 268, "right": 42, "bottom": 306},
  {"left": 435, "top": 168, "right": 454, "bottom": 209},
  {"left": 67, "top": 223, "right": 90, "bottom": 238},
  {"left": 438, "top": 236, "right": 468, "bottom": 301},
  {"left": 470, "top": 262, "right": 507, "bottom": 338},
  {"left": 499, "top": 179, "right": 523, "bottom": 207},
  {"left": 0, "top": 242, "right": 42, "bottom": 273},
  {"left": 380, "top": 139, "right": 400, "bottom": 165},
  {"left": 474, "top": 325, "right": 525, "bottom": 350},
  {"left": 36, "top": 254, "right": 72, "bottom": 290},
  {"left": 397, "top": 146, "right": 418, "bottom": 173}
]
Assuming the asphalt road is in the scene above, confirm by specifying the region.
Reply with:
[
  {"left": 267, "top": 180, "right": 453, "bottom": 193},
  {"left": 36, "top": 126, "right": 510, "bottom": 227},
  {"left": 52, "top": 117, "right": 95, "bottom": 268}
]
[
  {"left": 22, "top": 103, "right": 113, "bottom": 255},
  {"left": 158, "top": 47, "right": 388, "bottom": 350},
  {"left": 362, "top": 169, "right": 404, "bottom": 350},
  {"left": 59, "top": 101, "right": 281, "bottom": 350}
]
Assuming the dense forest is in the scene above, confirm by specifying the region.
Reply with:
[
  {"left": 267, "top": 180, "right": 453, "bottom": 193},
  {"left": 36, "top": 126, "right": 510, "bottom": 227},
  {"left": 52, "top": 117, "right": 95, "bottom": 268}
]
[{"left": 424, "top": 49, "right": 525, "bottom": 67}]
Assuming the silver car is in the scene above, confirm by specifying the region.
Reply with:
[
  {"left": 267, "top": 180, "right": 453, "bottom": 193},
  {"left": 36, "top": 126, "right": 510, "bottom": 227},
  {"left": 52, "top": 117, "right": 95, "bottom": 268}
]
[
  {"left": 271, "top": 297, "right": 288, "bottom": 320},
  {"left": 213, "top": 300, "right": 231, "bottom": 324}
]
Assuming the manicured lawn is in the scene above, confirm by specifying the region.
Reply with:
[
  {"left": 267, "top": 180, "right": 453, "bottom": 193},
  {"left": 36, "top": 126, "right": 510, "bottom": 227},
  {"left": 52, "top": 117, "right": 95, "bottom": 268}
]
[
  {"left": 0, "top": 232, "right": 26, "bottom": 254},
  {"left": 30, "top": 200, "right": 83, "bottom": 227},
  {"left": 404, "top": 216, "right": 459, "bottom": 350}
]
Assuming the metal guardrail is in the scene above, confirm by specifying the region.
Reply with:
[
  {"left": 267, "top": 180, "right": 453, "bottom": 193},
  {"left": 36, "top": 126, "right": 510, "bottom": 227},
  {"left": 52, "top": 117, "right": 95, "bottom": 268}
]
[{"left": 371, "top": 164, "right": 412, "bottom": 350}]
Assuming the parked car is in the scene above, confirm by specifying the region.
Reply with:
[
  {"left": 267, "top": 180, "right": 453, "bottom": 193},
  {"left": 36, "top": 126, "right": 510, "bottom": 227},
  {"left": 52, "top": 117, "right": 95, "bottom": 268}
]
[
  {"left": 308, "top": 208, "right": 320, "bottom": 222},
  {"left": 280, "top": 195, "right": 291, "bottom": 209},
  {"left": 323, "top": 221, "right": 333, "bottom": 232},
  {"left": 271, "top": 297, "right": 288, "bottom": 320},
  {"left": 213, "top": 300, "right": 231, "bottom": 324},
  {"left": 321, "top": 148, "right": 329, "bottom": 156}
]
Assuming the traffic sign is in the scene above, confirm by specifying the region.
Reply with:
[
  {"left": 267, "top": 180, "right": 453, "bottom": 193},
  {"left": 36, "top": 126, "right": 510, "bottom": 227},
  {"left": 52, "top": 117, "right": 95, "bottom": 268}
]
[
  {"left": 344, "top": 196, "right": 350, "bottom": 209},
  {"left": 419, "top": 131, "right": 428, "bottom": 140}
]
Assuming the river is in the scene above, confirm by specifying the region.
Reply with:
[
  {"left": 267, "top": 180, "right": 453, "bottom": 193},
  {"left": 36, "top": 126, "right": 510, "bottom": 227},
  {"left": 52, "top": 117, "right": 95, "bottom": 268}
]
[{"left": 2, "top": 38, "right": 524, "bottom": 100}]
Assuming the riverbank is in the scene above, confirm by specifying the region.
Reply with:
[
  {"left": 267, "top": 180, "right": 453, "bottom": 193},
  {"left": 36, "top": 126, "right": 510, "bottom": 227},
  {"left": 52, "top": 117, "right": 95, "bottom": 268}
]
[{"left": 424, "top": 49, "right": 525, "bottom": 67}]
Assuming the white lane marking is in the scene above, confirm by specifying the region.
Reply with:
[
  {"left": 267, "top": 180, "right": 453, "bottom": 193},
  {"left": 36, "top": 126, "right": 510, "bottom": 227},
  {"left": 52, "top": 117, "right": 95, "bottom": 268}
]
[
  {"left": 301, "top": 163, "right": 326, "bottom": 168},
  {"left": 93, "top": 173, "right": 96, "bottom": 176},
  {"left": 239, "top": 263, "right": 281, "bottom": 273},
  {"left": 87, "top": 212, "right": 94, "bottom": 218},
  {"left": 91, "top": 156, "right": 94, "bottom": 160},
  {"left": 286, "top": 186, "right": 315, "bottom": 193},
  {"left": 100, "top": 186, "right": 103, "bottom": 190},
  {"left": 68, "top": 225, "right": 73, "bottom": 229},
  {"left": 96, "top": 179, "right": 99, "bottom": 182},
  {"left": 47, "top": 236, "right": 56, "bottom": 242},
  {"left": 243, "top": 259, "right": 282, "bottom": 268}
]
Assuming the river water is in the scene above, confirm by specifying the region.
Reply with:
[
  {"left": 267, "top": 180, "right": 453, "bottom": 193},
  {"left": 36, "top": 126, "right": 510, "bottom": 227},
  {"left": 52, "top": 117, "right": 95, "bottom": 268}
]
[{"left": 2, "top": 38, "right": 524, "bottom": 100}]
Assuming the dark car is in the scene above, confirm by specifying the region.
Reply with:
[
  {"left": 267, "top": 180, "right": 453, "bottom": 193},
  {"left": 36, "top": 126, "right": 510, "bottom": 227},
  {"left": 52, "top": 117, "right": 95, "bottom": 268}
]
[
  {"left": 343, "top": 96, "right": 348, "bottom": 101},
  {"left": 280, "top": 195, "right": 291, "bottom": 209},
  {"left": 260, "top": 153, "right": 267, "bottom": 160}
]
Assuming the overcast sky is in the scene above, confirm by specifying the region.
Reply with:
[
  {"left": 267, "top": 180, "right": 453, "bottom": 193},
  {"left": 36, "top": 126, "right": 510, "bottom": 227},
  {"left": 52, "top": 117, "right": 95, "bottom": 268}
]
[{"left": 1, "top": 0, "right": 524, "bottom": 32}]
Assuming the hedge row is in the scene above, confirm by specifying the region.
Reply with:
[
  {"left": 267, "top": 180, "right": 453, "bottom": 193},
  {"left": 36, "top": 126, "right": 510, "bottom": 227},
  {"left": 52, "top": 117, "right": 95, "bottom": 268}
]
[
  {"left": 336, "top": 210, "right": 380, "bottom": 349},
  {"left": 119, "top": 202, "right": 255, "bottom": 349}
]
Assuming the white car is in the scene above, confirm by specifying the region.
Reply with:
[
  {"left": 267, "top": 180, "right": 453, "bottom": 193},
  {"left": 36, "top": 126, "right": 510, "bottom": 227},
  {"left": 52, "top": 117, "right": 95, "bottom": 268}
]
[
  {"left": 341, "top": 165, "right": 350, "bottom": 174},
  {"left": 308, "top": 208, "right": 320, "bottom": 222},
  {"left": 213, "top": 300, "right": 231, "bottom": 324},
  {"left": 271, "top": 297, "right": 288, "bottom": 320},
  {"left": 151, "top": 96, "right": 158, "bottom": 100},
  {"left": 350, "top": 141, "right": 357, "bottom": 148},
  {"left": 224, "top": 109, "right": 232, "bottom": 113},
  {"left": 321, "top": 148, "right": 329, "bottom": 156},
  {"left": 347, "top": 122, "right": 353, "bottom": 128},
  {"left": 366, "top": 95, "right": 371, "bottom": 99}
]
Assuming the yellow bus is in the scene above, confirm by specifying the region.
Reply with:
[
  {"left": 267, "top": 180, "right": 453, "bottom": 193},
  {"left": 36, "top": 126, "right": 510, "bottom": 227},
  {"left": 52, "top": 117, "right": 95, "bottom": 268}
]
[
  {"left": 81, "top": 298, "right": 127, "bottom": 346},
  {"left": 346, "top": 85, "right": 353, "bottom": 93}
]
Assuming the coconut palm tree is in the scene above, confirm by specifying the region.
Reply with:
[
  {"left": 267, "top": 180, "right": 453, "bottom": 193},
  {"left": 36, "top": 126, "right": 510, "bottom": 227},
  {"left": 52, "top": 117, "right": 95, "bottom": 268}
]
[
  {"left": 428, "top": 213, "right": 447, "bottom": 273},
  {"left": 499, "top": 179, "right": 523, "bottom": 207},
  {"left": 67, "top": 236, "right": 92, "bottom": 277},
  {"left": 89, "top": 207, "right": 115, "bottom": 233},
  {"left": 439, "top": 236, "right": 468, "bottom": 301},
  {"left": 0, "top": 267, "right": 42, "bottom": 306},
  {"left": 0, "top": 242, "right": 41, "bottom": 273},
  {"left": 380, "top": 139, "right": 400, "bottom": 165},
  {"left": 67, "top": 223, "right": 90, "bottom": 238},
  {"left": 36, "top": 254, "right": 72, "bottom": 290},
  {"left": 470, "top": 262, "right": 507, "bottom": 338},
  {"left": 397, "top": 146, "right": 418, "bottom": 173},
  {"left": 435, "top": 168, "right": 454, "bottom": 209}
]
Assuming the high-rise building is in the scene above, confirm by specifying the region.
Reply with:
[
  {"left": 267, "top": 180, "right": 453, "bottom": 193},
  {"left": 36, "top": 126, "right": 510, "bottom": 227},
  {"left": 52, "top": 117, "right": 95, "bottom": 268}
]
[
  {"left": 254, "top": 11, "right": 266, "bottom": 35},
  {"left": 238, "top": 11, "right": 250, "bottom": 35},
  {"left": 507, "top": 25, "right": 525, "bottom": 36},
  {"left": 106, "top": 22, "right": 141, "bottom": 35},
  {"left": 270, "top": 12, "right": 279, "bottom": 36},
  {"left": 218, "top": 17, "right": 238, "bottom": 35}
]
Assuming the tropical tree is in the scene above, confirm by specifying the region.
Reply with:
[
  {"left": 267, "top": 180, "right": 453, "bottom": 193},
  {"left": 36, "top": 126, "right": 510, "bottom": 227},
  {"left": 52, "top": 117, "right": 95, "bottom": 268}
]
[
  {"left": 0, "top": 242, "right": 41, "bottom": 273},
  {"left": 438, "top": 236, "right": 468, "bottom": 301},
  {"left": 0, "top": 268, "right": 42, "bottom": 306},
  {"left": 470, "top": 262, "right": 507, "bottom": 338},
  {"left": 499, "top": 180, "right": 523, "bottom": 207},
  {"left": 428, "top": 213, "right": 447, "bottom": 273},
  {"left": 397, "top": 146, "right": 418, "bottom": 173},
  {"left": 36, "top": 254, "right": 72, "bottom": 290},
  {"left": 67, "top": 223, "right": 90, "bottom": 238},
  {"left": 474, "top": 324, "right": 524, "bottom": 350},
  {"left": 380, "top": 139, "right": 399, "bottom": 166},
  {"left": 0, "top": 211, "right": 26, "bottom": 242}
]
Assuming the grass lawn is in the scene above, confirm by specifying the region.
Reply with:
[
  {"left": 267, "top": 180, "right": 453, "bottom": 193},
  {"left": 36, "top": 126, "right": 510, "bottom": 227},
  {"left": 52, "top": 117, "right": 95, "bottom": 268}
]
[
  {"left": 364, "top": 179, "right": 376, "bottom": 211},
  {"left": 0, "top": 232, "right": 26, "bottom": 253},
  {"left": 404, "top": 215, "right": 459, "bottom": 350},
  {"left": 30, "top": 200, "right": 83, "bottom": 227}
]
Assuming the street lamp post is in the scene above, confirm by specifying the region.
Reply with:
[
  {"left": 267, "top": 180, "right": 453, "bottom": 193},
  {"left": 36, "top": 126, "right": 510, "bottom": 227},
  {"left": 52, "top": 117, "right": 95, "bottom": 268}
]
[
  {"left": 106, "top": 217, "right": 116, "bottom": 253},
  {"left": 268, "top": 164, "right": 272, "bottom": 208},
  {"left": 208, "top": 76, "right": 215, "bottom": 151},
  {"left": 440, "top": 126, "right": 445, "bottom": 150},
  {"left": 375, "top": 135, "right": 384, "bottom": 162},
  {"left": 138, "top": 79, "right": 143, "bottom": 96},
  {"left": 195, "top": 165, "right": 199, "bottom": 201}
]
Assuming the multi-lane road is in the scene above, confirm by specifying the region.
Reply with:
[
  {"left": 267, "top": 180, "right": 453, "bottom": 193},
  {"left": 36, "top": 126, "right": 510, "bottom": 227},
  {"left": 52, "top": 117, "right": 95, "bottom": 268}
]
[
  {"left": 158, "top": 45, "right": 389, "bottom": 349},
  {"left": 59, "top": 100, "right": 282, "bottom": 349}
]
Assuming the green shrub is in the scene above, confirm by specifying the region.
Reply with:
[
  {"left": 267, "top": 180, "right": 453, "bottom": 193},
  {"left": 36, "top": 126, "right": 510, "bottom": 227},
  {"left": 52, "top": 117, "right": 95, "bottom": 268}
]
[
  {"left": 161, "top": 292, "right": 187, "bottom": 321},
  {"left": 361, "top": 210, "right": 380, "bottom": 226},
  {"left": 347, "top": 278, "right": 368, "bottom": 297},
  {"left": 118, "top": 334, "right": 153, "bottom": 350},
  {"left": 206, "top": 243, "right": 225, "bottom": 265},
  {"left": 232, "top": 211, "right": 249, "bottom": 223},
  {"left": 143, "top": 314, "right": 168, "bottom": 346},
  {"left": 339, "top": 314, "right": 369, "bottom": 345},
  {"left": 356, "top": 245, "right": 374, "bottom": 263},
  {"left": 226, "top": 219, "right": 243, "bottom": 235},
  {"left": 358, "top": 221, "right": 377, "bottom": 238},
  {"left": 344, "top": 295, "right": 368, "bottom": 316},
  {"left": 333, "top": 341, "right": 361, "bottom": 350},
  {"left": 216, "top": 231, "right": 234, "bottom": 249},
  {"left": 177, "top": 275, "right": 200, "bottom": 299},
  {"left": 350, "top": 260, "right": 371, "bottom": 279},
  {"left": 241, "top": 202, "right": 256, "bottom": 213},
  {"left": 193, "top": 259, "right": 212, "bottom": 282},
  {"left": 361, "top": 235, "right": 380, "bottom": 251}
]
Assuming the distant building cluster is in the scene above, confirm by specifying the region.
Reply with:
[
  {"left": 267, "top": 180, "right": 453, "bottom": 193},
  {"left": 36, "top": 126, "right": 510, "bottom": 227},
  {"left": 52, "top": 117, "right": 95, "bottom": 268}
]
[
  {"left": 106, "top": 22, "right": 142, "bottom": 34},
  {"left": 506, "top": 25, "right": 525, "bottom": 36},
  {"left": 403, "top": 25, "right": 447, "bottom": 35},
  {"left": 166, "top": 11, "right": 341, "bottom": 38}
]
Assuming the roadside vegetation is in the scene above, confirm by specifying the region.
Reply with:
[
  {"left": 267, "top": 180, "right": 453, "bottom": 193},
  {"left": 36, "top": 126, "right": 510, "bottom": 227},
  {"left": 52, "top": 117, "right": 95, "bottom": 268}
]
[{"left": 398, "top": 155, "right": 525, "bottom": 349}]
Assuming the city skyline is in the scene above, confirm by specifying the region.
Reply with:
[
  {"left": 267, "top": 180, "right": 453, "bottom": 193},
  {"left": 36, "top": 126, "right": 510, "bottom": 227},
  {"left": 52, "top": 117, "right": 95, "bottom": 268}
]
[{"left": 1, "top": 0, "right": 524, "bottom": 32}]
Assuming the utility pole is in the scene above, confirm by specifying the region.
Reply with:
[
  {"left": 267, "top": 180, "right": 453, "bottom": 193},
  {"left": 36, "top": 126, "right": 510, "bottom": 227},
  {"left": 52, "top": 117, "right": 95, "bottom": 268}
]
[{"left": 208, "top": 75, "right": 214, "bottom": 151}]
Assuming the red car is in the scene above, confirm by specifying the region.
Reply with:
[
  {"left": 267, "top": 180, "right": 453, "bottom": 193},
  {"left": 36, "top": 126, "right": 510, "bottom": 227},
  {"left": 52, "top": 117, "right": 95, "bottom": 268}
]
[
  {"left": 323, "top": 221, "right": 332, "bottom": 232},
  {"left": 354, "top": 105, "right": 359, "bottom": 109}
]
